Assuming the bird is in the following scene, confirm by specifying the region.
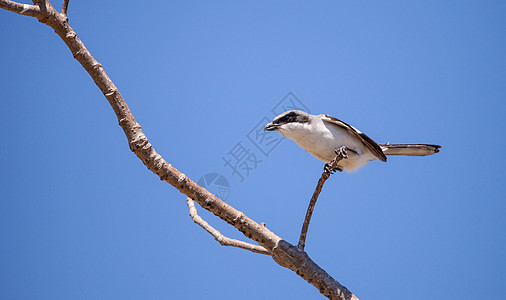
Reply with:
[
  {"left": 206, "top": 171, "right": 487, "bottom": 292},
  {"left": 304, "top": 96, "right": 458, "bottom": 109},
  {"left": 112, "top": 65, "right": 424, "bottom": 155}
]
[{"left": 264, "top": 110, "right": 441, "bottom": 172}]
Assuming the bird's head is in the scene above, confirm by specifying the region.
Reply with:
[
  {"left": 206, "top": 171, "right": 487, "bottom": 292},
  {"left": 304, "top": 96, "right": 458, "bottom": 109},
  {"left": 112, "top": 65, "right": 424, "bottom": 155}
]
[{"left": 264, "top": 110, "right": 312, "bottom": 137}]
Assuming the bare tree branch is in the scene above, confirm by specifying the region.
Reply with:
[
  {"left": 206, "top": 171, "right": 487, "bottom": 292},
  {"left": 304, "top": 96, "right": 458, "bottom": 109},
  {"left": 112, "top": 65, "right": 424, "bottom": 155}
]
[
  {"left": 298, "top": 148, "right": 347, "bottom": 251},
  {"left": 61, "top": 0, "right": 68, "bottom": 16},
  {"left": 186, "top": 197, "right": 271, "bottom": 255},
  {"left": 0, "top": 0, "right": 41, "bottom": 17},
  {"left": 0, "top": 3, "right": 359, "bottom": 300}
]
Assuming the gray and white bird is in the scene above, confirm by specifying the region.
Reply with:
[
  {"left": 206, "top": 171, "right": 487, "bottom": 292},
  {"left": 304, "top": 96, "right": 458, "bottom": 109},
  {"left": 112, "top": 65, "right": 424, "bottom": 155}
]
[{"left": 264, "top": 110, "right": 440, "bottom": 172}]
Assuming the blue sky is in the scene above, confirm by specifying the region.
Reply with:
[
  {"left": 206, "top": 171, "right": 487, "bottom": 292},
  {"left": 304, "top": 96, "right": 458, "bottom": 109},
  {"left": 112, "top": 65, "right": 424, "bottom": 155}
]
[{"left": 1, "top": 1, "right": 505, "bottom": 299}]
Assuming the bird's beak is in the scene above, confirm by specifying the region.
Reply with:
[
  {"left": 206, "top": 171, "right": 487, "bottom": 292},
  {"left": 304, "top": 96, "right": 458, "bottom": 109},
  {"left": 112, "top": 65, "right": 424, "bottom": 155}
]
[{"left": 264, "top": 122, "right": 279, "bottom": 131}]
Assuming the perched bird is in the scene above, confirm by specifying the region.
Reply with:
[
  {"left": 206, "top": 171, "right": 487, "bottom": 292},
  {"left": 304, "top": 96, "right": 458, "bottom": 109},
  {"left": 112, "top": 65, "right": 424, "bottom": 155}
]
[{"left": 264, "top": 110, "right": 440, "bottom": 172}]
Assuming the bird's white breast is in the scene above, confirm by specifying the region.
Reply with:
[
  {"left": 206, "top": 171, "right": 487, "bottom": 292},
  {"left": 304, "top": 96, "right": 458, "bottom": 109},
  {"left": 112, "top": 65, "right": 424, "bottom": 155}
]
[{"left": 279, "top": 117, "right": 377, "bottom": 171}]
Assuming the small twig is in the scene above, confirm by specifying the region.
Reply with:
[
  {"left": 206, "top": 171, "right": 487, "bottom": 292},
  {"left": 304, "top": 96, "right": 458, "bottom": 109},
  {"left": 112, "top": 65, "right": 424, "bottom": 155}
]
[
  {"left": 0, "top": 0, "right": 42, "bottom": 17},
  {"left": 186, "top": 198, "right": 271, "bottom": 255},
  {"left": 298, "top": 147, "right": 348, "bottom": 251},
  {"left": 61, "top": 0, "right": 68, "bottom": 16}
]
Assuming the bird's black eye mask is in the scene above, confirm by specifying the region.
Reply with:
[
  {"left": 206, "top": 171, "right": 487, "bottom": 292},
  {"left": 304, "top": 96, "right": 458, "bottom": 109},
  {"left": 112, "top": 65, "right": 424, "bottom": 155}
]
[{"left": 273, "top": 112, "right": 310, "bottom": 125}]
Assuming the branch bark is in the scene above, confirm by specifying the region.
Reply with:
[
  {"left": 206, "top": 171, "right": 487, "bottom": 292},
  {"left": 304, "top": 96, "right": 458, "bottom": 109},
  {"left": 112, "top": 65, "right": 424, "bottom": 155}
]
[
  {"left": 0, "top": 2, "right": 359, "bottom": 299},
  {"left": 0, "top": 0, "right": 41, "bottom": 17},
  {"left": 61, "top": 0, "right": 68, "bottom": 16},
  {"left": 298, "top": 148, "right": 347, "bottom": 251}
]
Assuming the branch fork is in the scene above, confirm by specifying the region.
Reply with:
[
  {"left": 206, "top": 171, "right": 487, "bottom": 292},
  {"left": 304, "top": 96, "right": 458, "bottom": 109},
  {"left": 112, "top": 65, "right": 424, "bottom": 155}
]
[{"left": 186, "top": 197, "right": 270, "bottom": 255}]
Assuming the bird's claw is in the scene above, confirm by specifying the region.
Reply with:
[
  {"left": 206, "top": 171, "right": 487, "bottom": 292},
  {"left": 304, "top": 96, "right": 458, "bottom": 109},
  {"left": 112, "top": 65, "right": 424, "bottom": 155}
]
[
  {"left": 334, "top": 146, "right": 349, "bottom": 159},
  {"left": 324, "top": 163, "right": 343, "bottom": 174}
]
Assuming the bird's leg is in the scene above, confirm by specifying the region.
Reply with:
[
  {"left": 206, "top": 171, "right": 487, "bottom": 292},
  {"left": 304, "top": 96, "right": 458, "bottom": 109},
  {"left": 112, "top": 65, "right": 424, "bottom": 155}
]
[
  {"left": 334, "top": 146, "right": 348, "bottom": 159},
  {"left": 323, "top": 146, "right": 349, "bottom": 174},
  {"left": 335, "top": 146, "right": 359, "bottom": 158}
]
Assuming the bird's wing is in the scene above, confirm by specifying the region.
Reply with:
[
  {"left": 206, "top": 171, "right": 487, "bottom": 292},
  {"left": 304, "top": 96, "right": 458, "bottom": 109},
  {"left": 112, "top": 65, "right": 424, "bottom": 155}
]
[{"left": 321, "top": 114, "right": 387, "bottom": 162}]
